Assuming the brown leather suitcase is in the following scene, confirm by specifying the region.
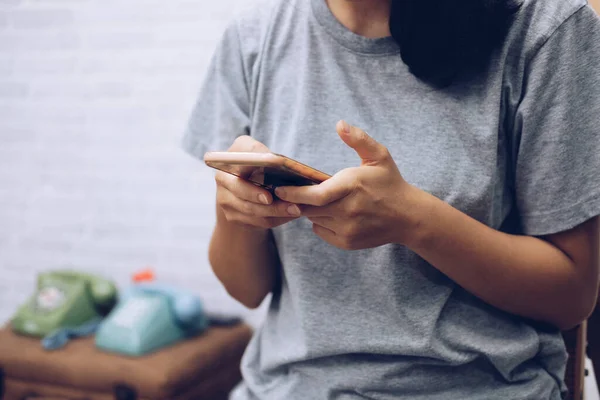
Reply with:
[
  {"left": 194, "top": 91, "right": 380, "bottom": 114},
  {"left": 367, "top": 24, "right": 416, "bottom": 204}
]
[{"left": 0, "top": 323, "right": 252, "bottom": 400}]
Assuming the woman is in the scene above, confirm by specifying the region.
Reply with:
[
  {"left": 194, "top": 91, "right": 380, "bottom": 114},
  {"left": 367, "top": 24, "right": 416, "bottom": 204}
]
[{"left": 183, "top": 0, "right": 600, "bottom": 398}]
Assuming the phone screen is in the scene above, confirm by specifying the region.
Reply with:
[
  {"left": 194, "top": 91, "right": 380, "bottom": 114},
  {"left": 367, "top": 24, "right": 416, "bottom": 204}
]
[
  {"left": 263, "top": 167, "right": 317, "bottom": 187},
  {"left": 210, "top": 163, "right": 318, "bottom": 192}
]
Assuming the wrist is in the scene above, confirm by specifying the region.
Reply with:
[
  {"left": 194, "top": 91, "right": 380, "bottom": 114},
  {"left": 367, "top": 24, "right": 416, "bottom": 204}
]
[{"left": 393, "top": 184, "right": 437, "bottom": 250}]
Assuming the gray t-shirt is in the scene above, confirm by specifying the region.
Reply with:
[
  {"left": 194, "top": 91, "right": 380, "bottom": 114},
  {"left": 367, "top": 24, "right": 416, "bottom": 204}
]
[{"left": 182, "top": 0, "right": 600, "bottom": 398}]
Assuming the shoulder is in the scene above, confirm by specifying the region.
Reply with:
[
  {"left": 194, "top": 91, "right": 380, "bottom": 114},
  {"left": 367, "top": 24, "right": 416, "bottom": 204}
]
[
  {"left": 506, "top": 0, "right": 596, "bottom": 59},
  {"left": 229, "top": 0, "right": 306, "bottom": 51},
  {"left": 230, "top": 0, "right": 277, "bottom": 38},
  {"left": 218, "top": 0, "right": 309, "bottom": 87},
  {"left": 516, "top": 0, "right": 587, "bottom": 29}
]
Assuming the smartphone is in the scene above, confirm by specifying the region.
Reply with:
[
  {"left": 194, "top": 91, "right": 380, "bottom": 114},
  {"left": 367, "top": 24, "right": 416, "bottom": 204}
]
[{"left": 203, "top": 151, "right": 331, "bottom": 192}]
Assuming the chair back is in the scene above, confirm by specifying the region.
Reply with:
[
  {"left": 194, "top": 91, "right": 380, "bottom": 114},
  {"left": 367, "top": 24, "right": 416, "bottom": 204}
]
[{"left": 562, "top": 322, "right": 587, "bottom": 400}]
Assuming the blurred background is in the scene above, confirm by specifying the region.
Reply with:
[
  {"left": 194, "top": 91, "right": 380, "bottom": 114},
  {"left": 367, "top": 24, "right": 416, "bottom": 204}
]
[{"left": 0, "top": 0, "right": 266, "bottom": 327}]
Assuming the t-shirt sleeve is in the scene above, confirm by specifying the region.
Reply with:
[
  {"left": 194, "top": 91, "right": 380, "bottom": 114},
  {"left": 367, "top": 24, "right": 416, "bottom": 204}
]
[
  {"left": 181, "top": 20, "right": 251, "bottom": 159},
  {"left": 512, "top": 5, "right": 600, "bottom": 236}
]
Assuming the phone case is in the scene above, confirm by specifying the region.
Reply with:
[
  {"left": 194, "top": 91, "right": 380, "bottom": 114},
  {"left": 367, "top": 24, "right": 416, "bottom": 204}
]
[{"left": 204, "top": 152, "right": 331, "bottom": 191}]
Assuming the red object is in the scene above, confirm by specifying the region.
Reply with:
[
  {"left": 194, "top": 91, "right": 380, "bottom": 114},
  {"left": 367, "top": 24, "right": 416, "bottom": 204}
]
[{"left": 132, "top": 268, "right": 155, "bottom": 283}]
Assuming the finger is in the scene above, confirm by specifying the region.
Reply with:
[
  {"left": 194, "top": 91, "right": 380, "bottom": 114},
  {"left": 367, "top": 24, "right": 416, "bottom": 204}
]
[
  {"left": 229, "top": 135, "right": 270, "bottom": 153},
  {"left": 307, "top": 216, "right": 336, "bottom": 230},
  {"left": 268, "top": 216, "right": 298, "bottom": 226},
  {"left": 233, "top": 164, "right": 259, "bottom": 179},
  {"left": 336, "top": 120, "right": 390, "bottom": 165},
  {"left": 227, "top": 136, "right": 271, "bottom": 178},
  {"left": 275, "top": 170, "right": 355, "bottom": 206},
  {"left": 301, "top": 205, "right": 337, "bottom": 218},
  {"left": 225, "top": 211, "right": 297, "bottom": 230},
  {"left": 220, "top": 189, "right": 302, "bottom": 218},
  {"left": 224, "top": 211, "right": 272, "bottom": 230},
  {"left": 312, "top": 223, "right": 341, "bottom": 247},
  {"left": 216, "top": 171, "right": 273, "bottom": 205}
]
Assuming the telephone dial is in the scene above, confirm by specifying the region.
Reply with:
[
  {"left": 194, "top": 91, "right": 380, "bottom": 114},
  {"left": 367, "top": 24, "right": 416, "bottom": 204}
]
[
  {"left": 95, "top": 282, "right": 209, "bottom": 356},
  {"left": 11, "top": 270, "right": 117, "bottom": 338}
]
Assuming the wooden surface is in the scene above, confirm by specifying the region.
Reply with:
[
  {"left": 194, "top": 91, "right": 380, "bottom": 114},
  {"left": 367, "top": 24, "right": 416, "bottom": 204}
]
[
  {"left": 563, "top": 323, "right": 588, "bottom": 400},
  {"left": 589, "top": 301, "right": 600, "bottom": 391},
  {"left": 591, "top": 0, "right": 600, "bottom": 13}
]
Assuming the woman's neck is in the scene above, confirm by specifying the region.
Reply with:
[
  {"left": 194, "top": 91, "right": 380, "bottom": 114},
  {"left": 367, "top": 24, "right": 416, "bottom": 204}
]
[{"left": 325, "top": 0, "right": 391, "bottom": 38}]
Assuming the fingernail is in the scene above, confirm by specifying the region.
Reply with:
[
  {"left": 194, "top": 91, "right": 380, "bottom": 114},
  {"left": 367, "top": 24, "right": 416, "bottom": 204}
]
[
  {"left": 258, "top": 194, "right": 269, "bottom": 204},
  {"left": 340, "top": 120, "right": 350, "bottom": 133},
  {"left": 275, "top": 187, "right": 285, "bottom": 198},
  {"left": 287, "top": 205, "right": 301, "bottom": 216}
]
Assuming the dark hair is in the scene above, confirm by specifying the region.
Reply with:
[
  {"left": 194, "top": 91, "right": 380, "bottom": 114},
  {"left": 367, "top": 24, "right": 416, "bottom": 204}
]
[{"left": 389, "top": 0, "right": 521, "bottom": 86}]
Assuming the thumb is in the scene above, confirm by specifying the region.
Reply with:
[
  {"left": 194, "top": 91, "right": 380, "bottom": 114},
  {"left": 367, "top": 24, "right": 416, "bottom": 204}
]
[{"left": 336, "top": 120, "right": 389, "bottom": 165}]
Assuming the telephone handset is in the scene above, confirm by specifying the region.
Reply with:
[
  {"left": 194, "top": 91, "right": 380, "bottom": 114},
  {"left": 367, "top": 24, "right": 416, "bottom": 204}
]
[
  {"left": 95, "top": 283, "right": 209, "bottom": 356},
  {"left": 11, "top": 270, "right": 118, "bottom": 338},
  {"left": 118, "top": 283, "right": 208, "bottom": 332}
]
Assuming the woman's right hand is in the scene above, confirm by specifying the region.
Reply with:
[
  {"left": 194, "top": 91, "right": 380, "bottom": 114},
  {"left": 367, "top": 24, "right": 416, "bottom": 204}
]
[{"left": 215, "top": 136, "right": 302, "bottom": 230}]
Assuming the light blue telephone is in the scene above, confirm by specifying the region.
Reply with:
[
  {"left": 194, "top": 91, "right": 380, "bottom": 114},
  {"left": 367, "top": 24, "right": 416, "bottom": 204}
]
[{"left": 95, "top": 282, "right": 209, "bottom": 356}]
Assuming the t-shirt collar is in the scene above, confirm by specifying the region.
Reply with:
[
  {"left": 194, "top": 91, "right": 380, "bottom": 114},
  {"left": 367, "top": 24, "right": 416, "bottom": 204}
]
[{"left": 311, "top": 0, "right": 400, "bottom": 56}]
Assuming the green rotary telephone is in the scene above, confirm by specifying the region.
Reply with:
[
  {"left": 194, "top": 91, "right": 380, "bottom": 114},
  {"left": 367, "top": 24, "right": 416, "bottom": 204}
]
[{"left": 11, "top": 270, "right": 117, "bottom": 338}]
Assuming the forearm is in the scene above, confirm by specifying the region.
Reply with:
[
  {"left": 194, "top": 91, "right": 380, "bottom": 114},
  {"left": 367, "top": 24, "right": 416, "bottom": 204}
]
[
  {"left": 209, "top": 207, "right": 279, "bottom": 309},
  {"left": 405, "top": 189, "right": 599, "bottom": 330}
]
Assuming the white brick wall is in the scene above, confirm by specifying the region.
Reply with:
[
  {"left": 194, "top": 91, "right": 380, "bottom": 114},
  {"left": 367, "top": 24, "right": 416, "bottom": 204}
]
[{"left": 0, "top": 0, "right": 267, "bottom": 327}]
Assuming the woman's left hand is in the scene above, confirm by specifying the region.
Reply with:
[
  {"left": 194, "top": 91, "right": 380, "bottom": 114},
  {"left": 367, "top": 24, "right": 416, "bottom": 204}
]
[{"left": 275, "top": 120, "right": 427, "bottom": 250}]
